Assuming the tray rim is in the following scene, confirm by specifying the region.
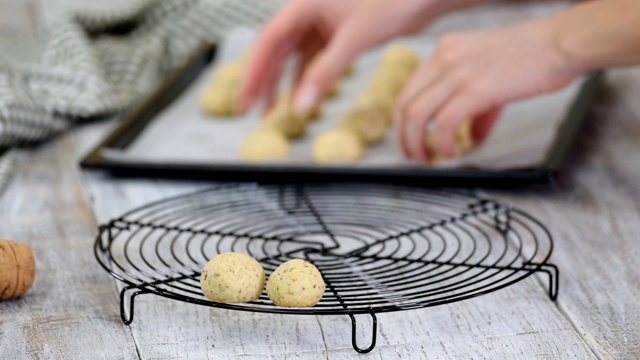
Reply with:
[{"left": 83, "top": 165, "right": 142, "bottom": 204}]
[{"left": 79, "top": 43, "right": 603, "bottom": 186}]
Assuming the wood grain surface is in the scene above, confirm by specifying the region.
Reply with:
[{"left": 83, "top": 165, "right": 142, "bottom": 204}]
[{"left": 2, "top": 0, "right": 639, "bottom": 359}]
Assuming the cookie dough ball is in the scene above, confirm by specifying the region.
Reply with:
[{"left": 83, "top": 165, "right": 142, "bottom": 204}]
[
  {"left": 339, "top": 108, "right": 388, "bottom": 145},
  {"left": 312, "top": 128, "right": 364, "bottom": 163},
  {"left": 266, "top": 259, "right": 325, "bottom": 308},
  {"left": 424, "top": 132, "right": 444, "bottom": 164},
  {"left": 369, "top": 69, "right": 408, "bottom": 98},
  {"left": 424, "top": 120, "right": 475, "bottom": 163},
  {"left": 279, "top": 91, "right": 322, "bottom": 121},
  {"left": 239, "top": 127, "right": 290, "bottom": 162},
  {"left": 354, "top": 91, "right": 395, "bottom": 124},
  {"left": 212, "top": 61, "right": 244, "bottom": 85},
  {"left": 380, "top": 45, "right": 420, "bottom": 72},
  {"left": 454, "top": 120, "right": 474, "bottom": 154},
  {"left": 325, "top": 82, "right": 340, "bottom": 98},
  {"left": 200, "top": 86, "right": 238, "bottom": 117},
  {"left": 342, "top": 64, "right": 355, "bottom": 77},
  {"left": 307, "top": 100, "right": 323, "bottom": 121},
  {"left": 201, "top": 59, "right": 245, "bottom": 117},
  {"left": 200, "top": 252, "right": 265, "bottom": 304},
  {"left": 263, "top": 101, "right": 307, "bottom": 139},
  {"left": 0, "top": 240, "right": 36, "bottom": 301}
]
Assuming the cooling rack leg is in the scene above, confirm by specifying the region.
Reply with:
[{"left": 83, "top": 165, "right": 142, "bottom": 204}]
[
  {"left": 120, "top": 286, "right": 147, "bottom": 325},
  {"left": 348, "top": 313, "right": 377, "bottom": 354},
  {"left": 541, "top": 264, "right": 559, "bottom": 301},
  {"left": 530, "top": 263, "right": 559, "bottom": 301}
]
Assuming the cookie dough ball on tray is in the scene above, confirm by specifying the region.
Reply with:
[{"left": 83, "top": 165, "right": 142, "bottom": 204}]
[
  {"left": 212, "top": 61, "right": 244, "bottom": 84},
  {"left": 200, "top": 60, "right": 245, "bottom": 117},
  {"left": 354, "top": 91, "right": 395, "bottom": 123},
  {"left": 369, "top": 69, "right": 408, "bottom": 98},
  {"left": 424, "top": 120, "right": 474, "bottom": 163},
  {"left": 263, "top": 94, "right": 308, "bottom": 139},
  {"left": 239, "top": 127, "right": 290, "bottom": 162},
  {"left": 200, "top": 86, "right": 238, "bottom": 117},
  {"left": 312, "top": 128, "right": 364, "bottom": 164},
  {"left": 454, "top": 120, "right": 474, "bottom": 154},
  {"left": 200, "top": 252, "right": 266, "bottom": 304},
  {"left": 266, "top": 259, "right": 325, "bottom": 308},
  {"left": 380, "top": 44, "right": 420, "bottom": 72},
  {"left": 0, "top": 240, "right": 36, "bottom": 301},
  {"left": 325, "top": 82, "right": 340, "bottom": 98},
  {"left": 339, "top": 108, "right": 388, "bottom": 145}
]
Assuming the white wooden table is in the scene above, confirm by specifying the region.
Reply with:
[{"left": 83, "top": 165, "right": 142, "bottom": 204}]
[{"left": 2, "top": 1, "right": 640, "bottom": 359}]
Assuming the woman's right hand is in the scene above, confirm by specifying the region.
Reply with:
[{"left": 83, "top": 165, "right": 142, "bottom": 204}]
[{"left": 238, "top": 0, "right": 444, "bottom": 117}]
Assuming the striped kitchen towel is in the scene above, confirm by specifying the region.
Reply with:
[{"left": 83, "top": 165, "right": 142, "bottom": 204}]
[{"left": 0, "top": 0, "right": 282, "bottom": 194}]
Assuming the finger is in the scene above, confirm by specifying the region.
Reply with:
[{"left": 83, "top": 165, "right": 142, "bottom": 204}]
[
  {"left": 400, "top": 74, "right": 458, "bottom": 161},
  {"left": 291, "top": 30, "right": 328, "bottom": 89},
  {"left": 409, "top": 116, "right": 433, "bottom": 163},
  {"left": 396, "top": 56, "right": 442, "bottom": 112},
  {"left": 394, "top": 57, "right": 441, "bottom": 158},
  {"left": 394, "top": 110, "right": 411, "bottom": 159},
  {"left": 238, "top": 1, "right": 310, "bottom": 113},
  {"left": 433, "top": 92, "right": 487, "bottom": 158},
  {"left": 261, "top": 59, "right": 286, "bottom": 116},
  {"left": 293, "top": 15, "right": 387, "bottom": 116},
  {"left": 256, "top": 37, "right": 300, "bottom": 115},
  {"left": 471, "top": 107, "right": 502, "bottom": 144}
]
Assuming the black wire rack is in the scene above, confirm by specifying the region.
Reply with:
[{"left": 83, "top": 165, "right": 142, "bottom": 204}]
[{"left": 94, "top": 183, "right": 559, "bottom": 353}]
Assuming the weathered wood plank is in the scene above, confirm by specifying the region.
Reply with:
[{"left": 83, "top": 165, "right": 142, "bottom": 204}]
[
  {"left": 491, "top": 67, "right": 640, "bottom": 359},
  {"left": 0, "top": 135, "right": 138, "bottom": 359}
]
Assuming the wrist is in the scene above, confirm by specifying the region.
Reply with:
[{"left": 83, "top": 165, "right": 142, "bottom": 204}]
[
  {"left": 539, "top": 0, "right": 640, "bottom": 74},
  {"left": 533, "top": 16, "right": 591, "bottom": 79},
  {"left": 423, "top": 0, "right": 491, "bottom": 18},
  {"left": 542, "top": 15, "right": 594, "bottom": 75}
]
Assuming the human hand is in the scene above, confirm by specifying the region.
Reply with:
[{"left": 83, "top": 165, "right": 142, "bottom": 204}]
[
  {"left": 395, "top": 20, "right": 582, "bottom": 162},
  {"left": 239, "top": 0, "right": 442, "bottom": 116}
]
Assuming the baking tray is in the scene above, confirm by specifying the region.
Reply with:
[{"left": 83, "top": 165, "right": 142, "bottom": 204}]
[{"left": 80, "top": 41, "right": 602, "bottom": 187}]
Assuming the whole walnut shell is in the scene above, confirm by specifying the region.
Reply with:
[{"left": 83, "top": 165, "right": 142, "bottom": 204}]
[{"left": 0, "top": 240, "right": 36, "bottom": 300}]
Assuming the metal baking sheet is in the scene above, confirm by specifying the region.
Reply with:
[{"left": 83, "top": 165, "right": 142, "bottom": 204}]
[{"left": 81, "top": 29, "right": 601, "bottom": 186}]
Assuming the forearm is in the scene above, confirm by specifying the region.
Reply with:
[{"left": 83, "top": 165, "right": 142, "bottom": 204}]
[
  {"left": 424, "top": 0, "right": 495, "bottom": 21},
  {"left": 544, "top": 0, "right": 640, "bottom": 73}
]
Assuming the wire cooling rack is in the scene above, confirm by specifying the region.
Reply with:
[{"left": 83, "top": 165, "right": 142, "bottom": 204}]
[{"left": 95, "top": 183, "right": 559, "bottom": 353}]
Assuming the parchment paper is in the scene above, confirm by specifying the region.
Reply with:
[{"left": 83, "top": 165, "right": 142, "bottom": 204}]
[{"left": 102, "top": 29, "right": 584, "bottom": 170}]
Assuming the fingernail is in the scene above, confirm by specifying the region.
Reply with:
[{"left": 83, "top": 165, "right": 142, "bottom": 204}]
[{"left": 293, "top": 84, "right": 319, "bottom": 117}]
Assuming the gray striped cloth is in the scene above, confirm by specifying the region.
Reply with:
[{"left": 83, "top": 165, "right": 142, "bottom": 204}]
[{"left": 0, "top": 0, "right": 282, "bottom": 194}]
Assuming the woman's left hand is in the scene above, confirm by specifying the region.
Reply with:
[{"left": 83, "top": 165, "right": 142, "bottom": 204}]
[{"left": 395, "top": 20, "right": 581, "bottom": 162}]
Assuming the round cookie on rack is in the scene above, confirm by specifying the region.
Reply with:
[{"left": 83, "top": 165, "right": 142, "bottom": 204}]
[
  {"left": 200, "top": 252, "right": 265, "bottom": 304},
  {"left": 266, "top": 259, "right": 325, "bottom": 308}
]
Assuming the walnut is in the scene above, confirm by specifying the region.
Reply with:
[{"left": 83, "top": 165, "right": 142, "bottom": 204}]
[{"left": 0, "top": 240, "right": 36, "bottom": 301}]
